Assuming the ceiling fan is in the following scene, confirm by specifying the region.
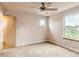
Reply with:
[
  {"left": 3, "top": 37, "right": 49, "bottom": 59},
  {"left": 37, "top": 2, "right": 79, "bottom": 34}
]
[
  {"left": 31, "top": 2, "right": 58, "bottom": 11},
  {"left": 40, "top": 2, "right": 58, "bottom": 11}
]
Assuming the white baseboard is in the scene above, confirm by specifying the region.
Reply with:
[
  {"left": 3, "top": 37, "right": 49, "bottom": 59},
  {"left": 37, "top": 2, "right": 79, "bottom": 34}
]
[{"left": 16, "top": 40, "right": 46, "bottom": 46}]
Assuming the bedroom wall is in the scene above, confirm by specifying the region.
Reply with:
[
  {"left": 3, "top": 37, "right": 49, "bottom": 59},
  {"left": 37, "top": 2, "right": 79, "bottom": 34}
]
[
  {"left": 5, "top": 11, "right": 48, "bottom": 46},
  {"left": 48, "top": 6, "right": 79, "bottom": 52}
]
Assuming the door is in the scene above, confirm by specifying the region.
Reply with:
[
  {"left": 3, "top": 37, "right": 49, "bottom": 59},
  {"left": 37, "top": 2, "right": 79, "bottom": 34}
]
[{"left": 2, "top": 16, "right": 16, "bottom": 49}]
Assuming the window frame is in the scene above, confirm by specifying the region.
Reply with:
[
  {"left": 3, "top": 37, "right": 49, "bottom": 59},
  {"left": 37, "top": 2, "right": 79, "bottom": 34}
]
[{"left": 63, "top": 13, "right": 79, "bottom": 42}]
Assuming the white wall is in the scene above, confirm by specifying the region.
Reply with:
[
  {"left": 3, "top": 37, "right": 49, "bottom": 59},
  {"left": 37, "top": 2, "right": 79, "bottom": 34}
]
[
  {"left": 5, "top": 11, "right": 48, "bottom": 46},
  {"left": 49, "top": 6, "right": 79, "bottom": 52}
]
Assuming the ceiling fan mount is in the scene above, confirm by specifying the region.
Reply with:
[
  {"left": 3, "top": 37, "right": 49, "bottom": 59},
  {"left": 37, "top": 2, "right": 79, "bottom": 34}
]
[{"left": 40, "top": 2, "right": 46, "bottom": 11}]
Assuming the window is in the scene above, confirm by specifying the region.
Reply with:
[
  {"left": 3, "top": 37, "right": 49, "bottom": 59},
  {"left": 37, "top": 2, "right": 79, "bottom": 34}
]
[
  {"left": 40, "top": 19, "right": 46, "bottom": 26},
  {"left": 63, "top": 14, "right": 79, "bottom": 41}
]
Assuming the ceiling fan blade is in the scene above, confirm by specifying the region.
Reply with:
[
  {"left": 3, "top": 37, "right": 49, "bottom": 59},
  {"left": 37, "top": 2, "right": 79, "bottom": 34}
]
[
  {"left": 29, "top": 7, "right": 40, "bottom": 9},
  {"left": 46, "top": 8, "right": 58, "bottom": 11},
  {"left": 45, "top": 2, "right": 52, "bottom": 7}
]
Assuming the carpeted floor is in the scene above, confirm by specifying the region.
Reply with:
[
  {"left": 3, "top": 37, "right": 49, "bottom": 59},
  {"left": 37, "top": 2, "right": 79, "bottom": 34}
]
[{"left": 0, "top": 42, "right": 79, "bottom": 57}]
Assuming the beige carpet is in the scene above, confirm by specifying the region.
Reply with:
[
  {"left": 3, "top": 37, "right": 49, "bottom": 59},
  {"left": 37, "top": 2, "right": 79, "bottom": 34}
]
[{"left": 0, "top": 42, "right": 79, "bottom": 57}]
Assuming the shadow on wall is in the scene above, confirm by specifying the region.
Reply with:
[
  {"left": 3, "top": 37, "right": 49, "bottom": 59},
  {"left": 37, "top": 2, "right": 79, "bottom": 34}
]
[{"left": 48, "top": 30, "right": 56, "bottom": 43}]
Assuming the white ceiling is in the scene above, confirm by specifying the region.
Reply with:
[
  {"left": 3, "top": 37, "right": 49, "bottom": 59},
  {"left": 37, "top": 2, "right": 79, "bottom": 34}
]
[{"left": 0, "top": 2, "right": 79, "bottom": 16}]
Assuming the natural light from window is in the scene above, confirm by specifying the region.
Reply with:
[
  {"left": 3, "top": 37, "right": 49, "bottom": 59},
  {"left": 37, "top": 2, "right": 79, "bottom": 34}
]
[
  {"left": 0, "top": 12, "right": 4, "bottom": 49},
  {"left": 40, "top": 19, "right": 46, "bottom": 26}
]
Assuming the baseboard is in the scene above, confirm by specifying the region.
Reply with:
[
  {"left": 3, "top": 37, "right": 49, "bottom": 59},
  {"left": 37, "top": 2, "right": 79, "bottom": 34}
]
[
  {"left": 47, "top": 41, "right": 79, "bottom": 54},
  {"left": 16, "top": 41, "right": 47, "bottom": 47},
  {"left": 15, "top": 40, "right": 79, "bottom": 54}
]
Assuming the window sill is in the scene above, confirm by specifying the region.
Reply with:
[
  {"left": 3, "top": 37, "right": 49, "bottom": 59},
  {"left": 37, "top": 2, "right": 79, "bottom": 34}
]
[{"left": 63, "top": 37, "right": 79, "bottom": 42}]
